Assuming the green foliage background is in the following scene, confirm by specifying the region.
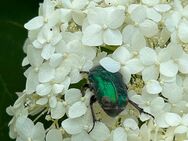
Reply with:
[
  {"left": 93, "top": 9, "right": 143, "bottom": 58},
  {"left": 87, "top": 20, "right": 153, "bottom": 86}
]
[{"left": 0, "top": 0, "right": 42, "bottom": 140}]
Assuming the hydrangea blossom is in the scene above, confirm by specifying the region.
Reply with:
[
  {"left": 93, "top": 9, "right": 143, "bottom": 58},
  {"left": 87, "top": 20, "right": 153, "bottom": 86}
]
[
  {"left": 82, "top": 6, "right": 125, "bottom": 46},
  {"left": 7, "top": 0, "right": 188, "bottom": 140}
]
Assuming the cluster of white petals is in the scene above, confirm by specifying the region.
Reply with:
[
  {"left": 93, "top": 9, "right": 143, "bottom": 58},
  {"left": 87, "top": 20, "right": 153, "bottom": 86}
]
[{"left": 7, "top": 0, "right": 188, "bottom": 140}]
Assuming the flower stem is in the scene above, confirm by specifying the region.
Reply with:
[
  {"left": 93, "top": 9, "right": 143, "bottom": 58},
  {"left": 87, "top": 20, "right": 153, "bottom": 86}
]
[{"left": 33, "top": 108, "right": 48, "bottom": 123}]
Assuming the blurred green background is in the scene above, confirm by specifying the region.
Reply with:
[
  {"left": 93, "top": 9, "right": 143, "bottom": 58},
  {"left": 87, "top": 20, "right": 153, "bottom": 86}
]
[{"left": 0, "top": 0, "right": 42, "bottom": 140}]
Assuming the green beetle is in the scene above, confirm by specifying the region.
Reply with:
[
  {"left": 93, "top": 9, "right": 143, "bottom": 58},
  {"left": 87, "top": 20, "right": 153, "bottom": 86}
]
[{"left": 83, "top": 65, "right": 154, "bottom": 132}]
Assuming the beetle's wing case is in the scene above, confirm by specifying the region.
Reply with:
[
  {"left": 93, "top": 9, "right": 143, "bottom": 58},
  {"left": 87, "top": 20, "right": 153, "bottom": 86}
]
[
  {"left": 88, "top": 66, "right": 128, "bottom": 116},
  {"left": 88, "top": 66, "right": 115, "bottom": 103}
]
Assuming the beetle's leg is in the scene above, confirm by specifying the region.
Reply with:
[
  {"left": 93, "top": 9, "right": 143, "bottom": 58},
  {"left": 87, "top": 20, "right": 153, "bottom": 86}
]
[
  {"left": 128, "top": 99, "right": 154, "bottom": 119},
  {"left": 81, "top": 83, "right": 89, "bottom": 94},
  {"left": 81, "top": 83, "right": 94, "bottom": 95},
  {"left": 125, "top": 84, "right": 128, "bottom": 89},
  {"left": 80, "top": 71, "right": 89, "bottom": 74},
  {"left": 88, "top": 95, "right": 97, "bottom": 133},
  {"left": 81, "top": 82, "right": 96, "bottom": 133}
]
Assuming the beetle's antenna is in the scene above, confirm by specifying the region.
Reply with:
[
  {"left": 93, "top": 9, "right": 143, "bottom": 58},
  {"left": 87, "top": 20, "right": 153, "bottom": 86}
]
[
  {"left": 128, "top": 99, "right": 155, "bottom": 119},
  {"left": 88, "top": 95, "right": 97, "bottom": 133}
]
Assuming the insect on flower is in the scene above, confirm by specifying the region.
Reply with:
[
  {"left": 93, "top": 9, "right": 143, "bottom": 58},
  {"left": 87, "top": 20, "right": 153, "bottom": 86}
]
[{"left": 81, "top": 65, "right": 154, "bottom": 133}]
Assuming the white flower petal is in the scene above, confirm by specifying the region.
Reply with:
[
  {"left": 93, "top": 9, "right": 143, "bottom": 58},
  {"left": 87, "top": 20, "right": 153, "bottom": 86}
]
[
  {"left": 70, "top": 69, "right": 82, "bottom": 84},
  {"left": 27, "top": 45, "right": 43, "bottom": 67},
  {"left": 38, "top": 62, "right": 55, "bottom": 83},
  {"left": 139, "top": 47, "right": 157, "bottom": 65},
  {"left": 142, "top": 65, "right": 159, "bottom": 81},
  {"left": 51, "top": 33, "right": 62, "bottom": 46},
  {"left": 178, "top": 21, "right": 188, "bottom": 43},
  {"left": 174, "top": 125, "right": 188, "bottom": 134},
  {"left": 72, "top": 131, "right": 93, "bottom": 141},
  {"left": 182, "top": 114, "right": 188, "bottom": 126},
  {"left": 131, "top": 6, "right": 146, "bottom": 23},
  {"left": 100, "top": 57, "right": 121, "bottom": 73},
  {"left": 129, "top": 94, "right": 144, "bottom": 106},
  {"left": 126, "top": 58, "right": 144, "bottom": 74},
  {"left": 24, "top": 16, "right": 44, "bottom": 30},
  {"left": 68, "top": 101, "right": 87, "bottom": 118},
  {"left": 150, "top": 97, "right": 165, "bottom": 111},
  {"left": 32, "top": 40, "right": 42, "bottom": 49},
  {"left": 32, "top": 122, "right": 45, "bottom": 140},
  {"left": 22, "top": 57, "right": 29, "bottom": 67},
  {"left": 104, "top": 0, "right": 117, "bottom": 5},
  {"left": 122, "top": 25, "right": 137, "bottom": 44},
  {"left": 131, "top": 30, "right": 146, "bottom": 51},
  {"left": 183, "top": 77, "right": 188, "bottom": 93},
  {"left": 155, "top": 114, "right": 170, "bottom": 128},
  {"left": 36, "top": 83, "right": 52, "bottom": 96},
  {"left": 140, "top": 113, "right": 151, "bottom": 122},
  {"left": 72, "top": 10, "right": 86, "bottom": 25},
  {"left": 183, "top": 5, "right": 188, "bottom": 18},
  {"left": 167, "top": 42, "right": 183, "bottom": 59},
  {"left": 61, "top": 0, "right": 72, "bottom": 8},
  {"left": 112, "top": 46, "right": 132, "bottom": 64},
  {"left": 103, "top": 29, "right": 122, "bottom": 45},
  {"left": 128, "top": 4, "right": 139, "bottom": 14},
  {"left": 41, "top": 44, "right": 55, "bottom": 60},
  {"left": 158, "top": 48, "right": 171, "bottom": 62},
  {"left": 65, "top": 40, "right": 96, "bottom": 60},
  {"left": 120, "top": 67, "right": 131, "bottom": 84},
  {"left": 178, "top": 54, "right": 188, "bottom": 74},
  {"left": 59, "top": 9, "right": 72, "bottom": 23},
  {"left": 82, "top": 60, "right": 93, "bottom": 72},
  {"left": 61, "top": 118, "right": 83, "bottom": 134},
  {"left": 16, "top": 116, "right": 34, "bottom": 138},
  {"left": 146, "top": 8, "right": 161, "bottom": 22},
  {"left": 154, "top": 4, "right": 171, "bottom": 12},
  {"left": 46, "top": 129, "right": 63, "bottom": 141},
  {"left": 47, "top": 11, "right": 60, "bottom": 27},
  {"left": 51, "top": 102, "right": 65, "bottom": 119},
  {"left": 146, "top": 80, "right": 162, "bottom": 94},
  {"left": 113, "top": 127, "right": 127, "bottom": 141},
  {"left": 123, "top": 118, "right": 139, "bottom": 130},
  {"left": 160, "top": 60, "right": 178, "bottom": 77},
  {"left": 55, "top": 64, "right": 71, "bottom": 83},
  {"left": 165, "top": 12, "right": 181, "bottom": 32},
  {"left": 36, "top": 97, "right": 48, "bottom": 105},
  {"left": 49, "top": 96, "right": 57, "bottom": 108},
  {"left": 42, "top": 25, "right": 54, "bottom": 42},
  {"left": 37, "top": 32, "right": 46, "bottom": 45},
  {"left": 82, "top": 24, "right": 103, "bottom": 46},
  {"left": 139, "top": 19, "right": 159, "bottom": 37},
  {"left": 106, "top": 8, "right": 125, "bottom": 29},
  {"left": 142, "top": 0, "right": 159, "bottom": 6},
  {"left": 25, "top": 69, "right": 39, "bottom": 94},
  {"left": 65, "top": 88, "right": 82, "bottom": 105},
  {"left": 159, "top": 28, "right": 171, "bottom": 46},
  {"left": 90, "top": 122, "right": 110, "bottom": 141},
  {"left": 162, "top": 83, "right": 183, "bottom": 103},
  {"left": 87, "top": 7, "right": 106, "bottom": 25},
  {"left": 49, "top": 53, "right": 63, "bottom": 68},
  {"left": 72, "top": 0, "right": 88, "bottom": 10},
  {"left": 165, "top": 112, "right": 181, "bottom": 126},
  {"left": 52, "top": 84, "right": 64, "bottom": 94}
]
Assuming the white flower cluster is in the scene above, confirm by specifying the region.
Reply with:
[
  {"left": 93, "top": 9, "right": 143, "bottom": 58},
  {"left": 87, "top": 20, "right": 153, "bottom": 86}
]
[{"left": 6, "top": 0, "right": 188, "bottom": 140}]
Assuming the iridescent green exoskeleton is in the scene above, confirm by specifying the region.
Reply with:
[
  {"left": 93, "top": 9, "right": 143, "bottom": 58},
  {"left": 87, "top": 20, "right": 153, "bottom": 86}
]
[
  {"left": 83, "top": 65, "right": 154, "bottom": 133},
  {"left": 88, "top": 65, "right": 128, "bottom": 117}
]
